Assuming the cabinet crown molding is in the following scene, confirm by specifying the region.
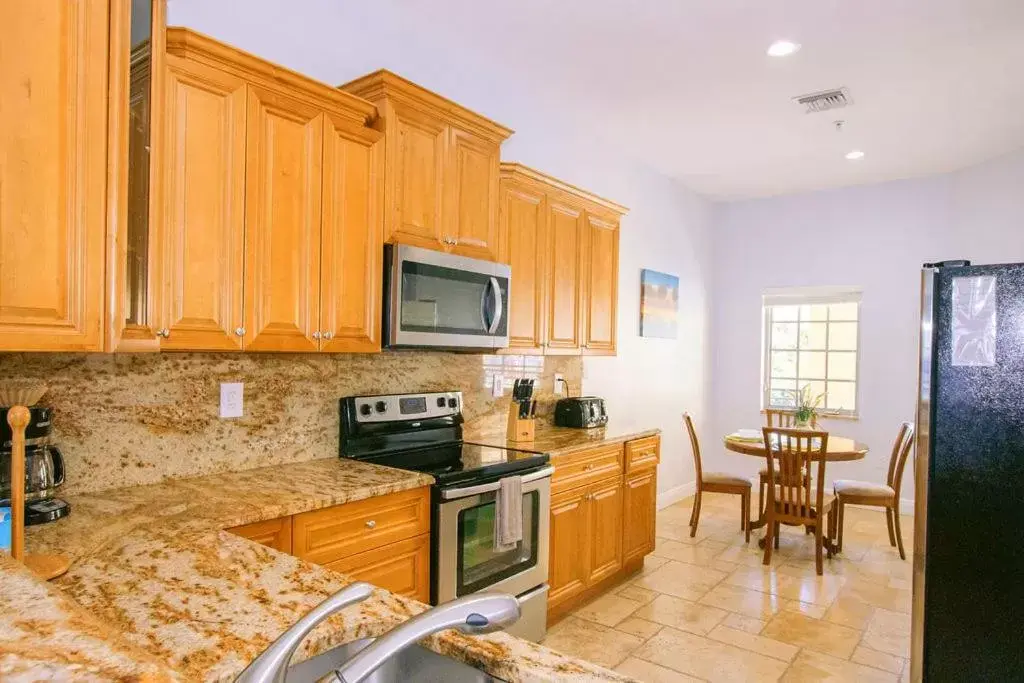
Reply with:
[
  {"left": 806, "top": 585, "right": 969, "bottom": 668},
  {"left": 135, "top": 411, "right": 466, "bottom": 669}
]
[
  {"left": 339, "top": 69, "right": 514, "bottom": 144},
  {"left": 500, "top": 162, "right": 628, "bottom": 217},
  {"left": 166, "top": 27, "right": 377, "bottom": 126}
]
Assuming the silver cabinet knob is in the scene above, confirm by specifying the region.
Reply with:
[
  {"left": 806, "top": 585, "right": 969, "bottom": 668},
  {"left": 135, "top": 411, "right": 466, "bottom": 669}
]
[
  {"left": 365, "top": 520, "right": 376, "bottom": 529},
  {"left": 322, "top": 331, "right": 333, "bottom": 340},
  {"left": 312, "top": 331, "right": 321, "bottom": 340},
  {"left": 235, "top": 327, "right": 246, "bottom": 337}
]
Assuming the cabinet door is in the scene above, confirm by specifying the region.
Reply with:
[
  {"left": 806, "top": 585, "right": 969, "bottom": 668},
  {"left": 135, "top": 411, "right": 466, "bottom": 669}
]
[
  {"left": 319, "top": 113, "right": 384, "bottom": 353},
  {"left": 545, "top": 199, "right": 586, "bottom": 353},
  {"left": 447, "top": 127, "right": 500, "bottom": 261},
  {"left": 583, "top": 213, "right": 619, "bottom": 355},
  {"left": 623, "top": 469, "right": 657, "bottom": 564},
  {"left": 325, "top": 534, "right": 430, "bottom": 603},
  {"left": 0, "top": 0, "right": 107, "bottom": 351},
  {"left": 548, "top": 487, "right": 590, "bottom": 612},
  {"left": 159, "top": 56, "right": 246, "bottom": 350},
  {"left": 244, "top": 87, "right": 323, "bottom": 352},
  {"left": 227, "top": 517, "right": 293, "bottom": 554},
  {"left": 499, "top": 181, "right": 546, "bottom": 352},
  {"left": 386, "top": 103, "right": 446, "bottom": 250},
  {"left": 587, "top": 478, "right": 624, "bottom": 585}
]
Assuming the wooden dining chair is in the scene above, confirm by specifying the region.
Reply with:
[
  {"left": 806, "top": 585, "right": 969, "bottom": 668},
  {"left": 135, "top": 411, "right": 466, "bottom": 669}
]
[
  {"left": 834, "top": 422, "right": 914, "bottom": 560},
  {"left": 684, "top": 413, "right": 752, "bottom": 542},
  {"left": 759, "top": 410, "right": 817, "bottom": 518},
  {"left": 762, "top": 426, "right": 835, "bottom": 575}
]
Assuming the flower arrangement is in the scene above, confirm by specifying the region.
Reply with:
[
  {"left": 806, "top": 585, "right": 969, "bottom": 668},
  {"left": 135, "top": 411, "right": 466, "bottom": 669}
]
[{"left": 794, "top": 384, "right": 826, "bottom": 427}]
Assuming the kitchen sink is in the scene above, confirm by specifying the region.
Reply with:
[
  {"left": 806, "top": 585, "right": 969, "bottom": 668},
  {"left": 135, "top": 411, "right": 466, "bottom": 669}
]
[{"left": 286, "top": 637, "right": 501, "bottom": 683}]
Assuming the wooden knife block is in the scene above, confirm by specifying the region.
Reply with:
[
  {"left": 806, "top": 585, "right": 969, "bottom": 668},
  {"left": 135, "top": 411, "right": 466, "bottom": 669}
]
[{"left": 506, "top": 403, "right": 536, "bottom": 443}]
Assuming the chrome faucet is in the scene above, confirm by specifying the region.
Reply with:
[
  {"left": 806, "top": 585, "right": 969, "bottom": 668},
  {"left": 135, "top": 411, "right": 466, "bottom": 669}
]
[
  {"left": 332, "top": 592, "right": 521, "bottom": 683},
  {"left": 236, "top": 582, "right": 374, "bottom": 683}
]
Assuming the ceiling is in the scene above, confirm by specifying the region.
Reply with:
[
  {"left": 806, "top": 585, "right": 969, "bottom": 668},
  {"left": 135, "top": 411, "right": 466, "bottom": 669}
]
[{"left": 170, "top": 0, "right": 1024, "bottom": 200}]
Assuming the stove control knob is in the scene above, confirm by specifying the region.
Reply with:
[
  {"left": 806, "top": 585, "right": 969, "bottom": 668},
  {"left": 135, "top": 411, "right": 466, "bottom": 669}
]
[
  {"left": 437, "top": 397, "right": 446, "bottom": 408},
  {"left": 448, "top": 397, "right": 458, "bottom": 409},
  {"left": 375, "top": 401, "right": 388, "bottom": 413},
  {"left": 359, "top": 404, "right": 372, "bottom": 417}
]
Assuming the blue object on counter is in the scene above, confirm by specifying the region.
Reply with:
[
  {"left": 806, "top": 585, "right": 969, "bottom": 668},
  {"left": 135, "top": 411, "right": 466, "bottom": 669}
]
[{"left": 0, "top": 506, "right": 10, "bottom": 552}]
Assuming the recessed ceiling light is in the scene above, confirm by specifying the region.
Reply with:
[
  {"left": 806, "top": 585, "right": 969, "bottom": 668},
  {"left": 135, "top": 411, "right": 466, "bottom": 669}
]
[
  {"left": 767, "top": 40, "right": 801, "bottom": 57},
  {"left": 845, "top": 150, "right": 865, "bottom": 160}
]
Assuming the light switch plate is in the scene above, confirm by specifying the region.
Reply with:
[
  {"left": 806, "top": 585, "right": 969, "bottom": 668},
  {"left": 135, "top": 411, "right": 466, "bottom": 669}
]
[
  {"left": 220, "top": 382, "right": 243, "bottom": 418},
  {"left": 492, "top": 374, "right": 504, "bottom": 398},
  {"left": 554, "top": 373, "right": 565, "bottom": 395}
]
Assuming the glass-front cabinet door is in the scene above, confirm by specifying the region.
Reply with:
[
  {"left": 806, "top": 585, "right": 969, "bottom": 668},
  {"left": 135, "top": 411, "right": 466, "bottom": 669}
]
[{"left": 108, "top": 0, "right": 163, "bottom": 350}]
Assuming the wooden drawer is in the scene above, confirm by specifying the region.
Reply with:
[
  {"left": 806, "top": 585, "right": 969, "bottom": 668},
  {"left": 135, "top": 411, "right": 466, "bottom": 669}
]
[
  {"left": 227, "top": 517, "right": 293, "bottom": 554},
  {"left": 325, "top": 533, "right": 430, "bottom": 603},
  {"left": 625, "top": 436, "right": 661, "bottom": 473},
  {"left": 552, "top": 443, "right": 623, "bottom": 493},
  {"left": 293, "top": 487, "right": 430, "bottom": 565}
]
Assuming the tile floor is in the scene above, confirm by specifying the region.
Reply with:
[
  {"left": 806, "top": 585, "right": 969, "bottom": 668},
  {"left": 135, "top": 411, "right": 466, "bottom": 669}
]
[{"left": 541, "top": 493, "right": 913, "bottom": 682}]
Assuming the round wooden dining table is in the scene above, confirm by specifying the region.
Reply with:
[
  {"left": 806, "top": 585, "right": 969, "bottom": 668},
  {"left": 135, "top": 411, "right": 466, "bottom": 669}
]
[{"left": 723, "top": 432, "right": 869, "bottom": 548}]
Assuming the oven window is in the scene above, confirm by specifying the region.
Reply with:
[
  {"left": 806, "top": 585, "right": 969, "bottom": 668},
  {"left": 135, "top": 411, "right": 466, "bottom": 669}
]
[
  {"left": 456, "top": 490, "right": 539, "bottom": 596},
  {"left": 400, "top": 261, "right": 508, "bottom": 337}
]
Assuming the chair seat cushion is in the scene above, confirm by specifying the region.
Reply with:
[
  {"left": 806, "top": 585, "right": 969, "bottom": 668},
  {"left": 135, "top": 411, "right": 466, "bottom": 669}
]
[
  {"left": 834, "top": 480, "right": 896, "bottom": 499},
  {"left": 704, "top": 472, "right": 753, "bottom": 487}
]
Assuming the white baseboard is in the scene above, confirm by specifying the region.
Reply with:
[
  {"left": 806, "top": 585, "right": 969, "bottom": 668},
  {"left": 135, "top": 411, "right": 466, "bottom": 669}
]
[{"left": 657, "top": 480, "right": 697, "bottom": 510}]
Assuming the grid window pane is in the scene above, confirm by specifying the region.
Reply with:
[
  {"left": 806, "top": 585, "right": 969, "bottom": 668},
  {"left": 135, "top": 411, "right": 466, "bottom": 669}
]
[
  {"left": 772, "top": 322, "right": 798, "bottom": 350},
  {"left": 802, "top": 304, "right": 829, "bottom": 321},
  {"left": 827, "top": 352, "right": 857, "bottom": 381},
  {"left": 829, "top": 302, "right": 859, "bottom": 321},
  {"left": 799, "top": 322, "right": 827, "bottom": 350},
  {"left": 826, "top": 381, "right": 856, "bottom": 411},
  {"left": 829, "top": 322, "right": 858, "bottom": 350},
  {"left": 803, "top": 380, "right": 827, "bottom": 403},
  {"left": 770, "top": 379, "right": 797, "bottom": 407},
  {"left": 773, "top": 305, "right": 799, "bottom": 322},
  {"left": 771, "top": 351, "right": 797, "bottom": 378},
  {"left": 799, "top": 351, "right": 826, "bottom": 380}
]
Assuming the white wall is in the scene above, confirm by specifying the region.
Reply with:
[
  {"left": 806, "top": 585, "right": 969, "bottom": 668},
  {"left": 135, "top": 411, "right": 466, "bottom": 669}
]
[
  {"left": 710, "top": 149, "right": 1024, "bottom": 505},
  {"left": 168, "top": 0, "right": 715, "bottom": 501}
]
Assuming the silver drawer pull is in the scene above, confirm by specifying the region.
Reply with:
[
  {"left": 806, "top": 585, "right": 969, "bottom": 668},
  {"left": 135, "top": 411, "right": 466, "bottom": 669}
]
[{"left": 365, "top": 520, "right": 376, "bottom": 529}]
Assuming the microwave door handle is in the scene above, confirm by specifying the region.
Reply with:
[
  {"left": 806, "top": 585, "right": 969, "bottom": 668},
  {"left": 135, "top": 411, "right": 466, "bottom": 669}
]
[
  {"left": 487, "top": 277, "right": 502, "bottom": 334},
  {"left": 480, "top": 279, "right": 491, "bottom": 331}
]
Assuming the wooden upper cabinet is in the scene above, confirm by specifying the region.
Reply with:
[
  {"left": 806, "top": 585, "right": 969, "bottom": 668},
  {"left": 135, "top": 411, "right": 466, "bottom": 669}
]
[
  {"left": 0, "top": 0, "right": 108, "bottom": 351},
  {"left": 447, "top": 127, "right": 501, "bottom": 261},
  {"left": 159, "top": 55, "right": 247, "bottom": 351},
  {"left": 319, "top": 114, "right": 384, "bottom": 352},
  {"left": 243, "top": 87, "right": 323, "bottom": 352},
  {"left": 545, "top": 198, "right": 587, "bottom": 353},
  {"left": 583, "top": 213, "right": 620, "bottom": 354},
  {"left": 340, "top": 70, "right": 512, "bottom": 261},
  {"left": 498, "top": 174, "right": 547, "bottom": 352}
]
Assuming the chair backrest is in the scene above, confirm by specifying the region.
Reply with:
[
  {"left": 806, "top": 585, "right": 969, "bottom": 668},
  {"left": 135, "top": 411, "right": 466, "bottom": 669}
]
[
  {"left": 683, "top": 412, "right": 703, "bottom": 484},
  {"left": 762, "top": 426, "right": 829, "bottom": 523},
  {"left": 765, "top": 408, "right": 817, "bottom": 428},
  {"left": 887, "top": 422, "right": 915, "bottom": 498}
]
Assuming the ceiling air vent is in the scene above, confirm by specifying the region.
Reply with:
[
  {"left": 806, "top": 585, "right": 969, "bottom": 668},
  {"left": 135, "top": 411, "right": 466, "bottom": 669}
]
[{"left": 793, "top": 87, "right": 852, "bottom": 114}]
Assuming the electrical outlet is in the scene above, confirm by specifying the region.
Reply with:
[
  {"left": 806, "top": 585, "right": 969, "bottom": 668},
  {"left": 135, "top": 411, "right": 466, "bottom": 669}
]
[
  {"left": 220, "top": 382, "right": 243, "bottom": 418},
  {"left": 554, "top": 373, "right": 565, "bottom": 395},
  {"left": 492, "top": 374, "right": 504, "bottom": 398}
]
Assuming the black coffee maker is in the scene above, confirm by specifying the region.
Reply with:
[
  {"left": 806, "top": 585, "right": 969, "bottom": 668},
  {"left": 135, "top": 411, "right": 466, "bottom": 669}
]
[{"left": 1, "top": 405, "right": 70, "bottom": 525}]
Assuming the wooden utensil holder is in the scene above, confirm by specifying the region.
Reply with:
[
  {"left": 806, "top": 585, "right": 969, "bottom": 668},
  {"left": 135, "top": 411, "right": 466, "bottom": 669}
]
[{"left": 507, "top": 403, "right": 536, "bottom": 443}]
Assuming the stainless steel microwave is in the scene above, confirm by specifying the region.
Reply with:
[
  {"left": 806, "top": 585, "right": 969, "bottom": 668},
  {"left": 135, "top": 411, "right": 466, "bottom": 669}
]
[{"left": 383, "top": 244, "right": 510, "bottom": 350}]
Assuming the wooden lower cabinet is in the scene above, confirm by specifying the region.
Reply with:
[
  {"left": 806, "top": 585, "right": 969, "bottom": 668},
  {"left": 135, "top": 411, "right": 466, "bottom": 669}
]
[
  {"left": 548, "top": 436, "right": 660, "bottom": 622},
  {"left": 227, "top": 517, "right": 293, "bottom": 554},
  {"left": 325, "top": 533, "right": 430, "bottom": 602}
]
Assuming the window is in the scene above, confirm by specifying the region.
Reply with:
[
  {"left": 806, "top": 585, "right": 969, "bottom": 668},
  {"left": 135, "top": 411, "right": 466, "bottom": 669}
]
[{"left": 762, "top": 288, "right": 861, "bottom": 416}]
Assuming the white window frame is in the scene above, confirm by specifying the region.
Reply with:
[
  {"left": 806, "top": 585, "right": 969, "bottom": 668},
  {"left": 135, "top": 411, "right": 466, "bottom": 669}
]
[{"left": 760, "top": 286, "right": 862, "bottom": 418}]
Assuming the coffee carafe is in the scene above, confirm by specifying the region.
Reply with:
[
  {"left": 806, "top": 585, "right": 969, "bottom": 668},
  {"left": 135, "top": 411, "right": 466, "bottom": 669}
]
[{"left": 1, "top": 405, "right": 70, "bottom": 525}]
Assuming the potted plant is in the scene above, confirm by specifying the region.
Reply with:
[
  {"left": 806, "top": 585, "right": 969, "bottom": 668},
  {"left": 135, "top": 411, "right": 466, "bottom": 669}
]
[{"left": 794, "top": 384, "right": 826, "bottom": 428}]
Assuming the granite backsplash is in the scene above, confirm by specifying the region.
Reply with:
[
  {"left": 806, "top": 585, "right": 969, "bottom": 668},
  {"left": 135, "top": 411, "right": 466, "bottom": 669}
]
[{"left": 0, "top": 352, "right": 582, "bottom": 495}]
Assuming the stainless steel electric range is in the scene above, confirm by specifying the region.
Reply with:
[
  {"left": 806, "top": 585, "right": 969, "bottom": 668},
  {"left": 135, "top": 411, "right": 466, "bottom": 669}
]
[{"left": 338, "top": 391, "right": 551, "bottom": 642}]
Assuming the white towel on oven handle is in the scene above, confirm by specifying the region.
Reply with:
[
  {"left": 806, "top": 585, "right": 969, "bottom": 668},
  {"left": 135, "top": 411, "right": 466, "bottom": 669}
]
[{"left": 494, "top": 475, "right": 523, "bottom": 551}]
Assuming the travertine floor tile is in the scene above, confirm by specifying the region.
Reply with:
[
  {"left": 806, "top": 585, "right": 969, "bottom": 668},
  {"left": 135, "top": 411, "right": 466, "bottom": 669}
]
[
  {"left": 573, "top": 592, "right": 644, "bottom": 627},
  {"left": 540, "top": 616, "right": 644, "bottom": 669},
  {"left": 632, "top": 593, "right": 729, "bottom": 635},
  {"left": 699, "top": 581, "right": 784, "bottom": 619},
  {"left": 616, "top": 583, "right": 659, "bottom": 604},
  {"left": 652, "top": 538, "right": 724, "bottom": 566},
  {"left": 722, "top": 611, "right": 768, "bottom": 634},
  {"left": 861, "top": 608, "right": 911, "bottom": 658},
  {"left": 615, "top": 656, "right": 704, "bottom": 682},
  {"left": 761, "top": 611, "right": 862, "bottom": 659},
  {"left": 634, "top": 626, "right": 789, "bottom": 682},
  {"left": 616, "top": 616, "right": 664, "bottom": 640},
  {"left": 781, "top": 650, "right": 899, "bottom": 682},
  {"left": 707, "top": 624, "right": 799, "bottom": 662},
  {"left": 631, "top": 560, "right": 727, "bottom": 601},
  {"left": 823, "top": 594, "right": 875, "bottom": 630},
  {"left": 852, "top": 645, "right": 906, "bottom": 674}
]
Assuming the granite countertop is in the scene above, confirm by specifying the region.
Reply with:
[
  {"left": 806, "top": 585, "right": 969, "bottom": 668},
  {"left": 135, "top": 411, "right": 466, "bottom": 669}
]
[
  {"left": 1, "top": 457, "right": 633, "bottom": 682},
  {"left": 467, "top": 420, "right": 661, "bottom": 457}
]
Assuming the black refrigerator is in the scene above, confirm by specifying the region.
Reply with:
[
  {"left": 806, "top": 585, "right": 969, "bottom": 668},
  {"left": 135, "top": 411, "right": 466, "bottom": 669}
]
[{"left": 913, "top": 261, "right": 1024, "bottom": 681}]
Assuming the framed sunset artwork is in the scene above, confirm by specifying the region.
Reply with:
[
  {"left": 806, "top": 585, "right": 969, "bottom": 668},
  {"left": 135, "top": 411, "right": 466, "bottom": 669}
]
[{"left": 640, "top": 269, "right": 679, "bottom": 338}]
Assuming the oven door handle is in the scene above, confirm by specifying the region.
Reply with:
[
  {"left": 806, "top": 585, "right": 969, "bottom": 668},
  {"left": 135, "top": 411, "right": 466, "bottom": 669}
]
[{"left": 440, "top": 465, "right": 554, "bottom": 500}]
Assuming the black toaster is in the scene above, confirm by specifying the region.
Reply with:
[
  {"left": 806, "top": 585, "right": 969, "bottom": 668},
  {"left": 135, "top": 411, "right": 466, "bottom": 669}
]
[{"left": 554, "top": 397, "right": 608, "bottom": 429}]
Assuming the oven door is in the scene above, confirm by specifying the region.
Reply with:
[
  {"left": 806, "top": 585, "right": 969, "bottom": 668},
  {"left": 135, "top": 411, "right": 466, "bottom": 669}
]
[
  {"left": 435, "top": 468, "right": 550, "bottom": 604},
  {"left": 385, "top": 244, "right": 510, "bottom": 349}
]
